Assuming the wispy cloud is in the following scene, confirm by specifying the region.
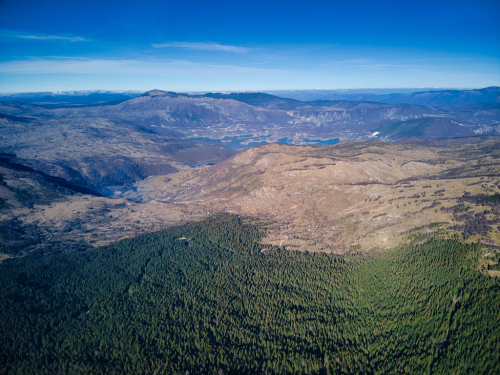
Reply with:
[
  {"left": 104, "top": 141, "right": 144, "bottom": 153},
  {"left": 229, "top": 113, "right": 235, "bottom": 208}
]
[
  {"left": 152, "top": 42, "right": 248, "bottom": 53},
  {"left": 16, "top": 34, "right": 90, "bottom": 42},
  {"left": 0, "top": 57, "right": 278, "bottom": 77},
  {"left": 0, "top": 30, "right": 90, "bottom": 42}
]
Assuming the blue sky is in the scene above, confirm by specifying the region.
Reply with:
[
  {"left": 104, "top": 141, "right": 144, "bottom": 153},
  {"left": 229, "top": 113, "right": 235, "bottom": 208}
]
[{"left": 0, "top": 0, "right": 499, "bottom": 92}]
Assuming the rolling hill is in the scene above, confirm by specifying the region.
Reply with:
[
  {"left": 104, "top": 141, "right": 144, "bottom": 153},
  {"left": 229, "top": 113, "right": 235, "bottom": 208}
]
[
  {"left": 0, "top": 113, "right": 236, "bottom": 195},
  {"left": 3, "top": 137, "right": 499, "bottom": 256},
  {"left": 268, "top": 86, "right": 500, "bottom": 105}
]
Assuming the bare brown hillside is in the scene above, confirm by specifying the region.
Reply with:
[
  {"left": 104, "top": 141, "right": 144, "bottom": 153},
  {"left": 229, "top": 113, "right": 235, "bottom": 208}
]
[
  {"left": 2, "top": 138, "right": 500, "bottom": 255},
  {"left": 151, "top": 138, "right": 499, "bottom": 252}
]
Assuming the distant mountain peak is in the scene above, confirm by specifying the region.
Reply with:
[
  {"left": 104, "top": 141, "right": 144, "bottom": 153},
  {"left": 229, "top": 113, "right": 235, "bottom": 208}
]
[
  {"left": 143, "top": 89, "right": 167, "bottom": 96},
  {"left": 141, "top": 90, "right": 188, "bottom": 98}
]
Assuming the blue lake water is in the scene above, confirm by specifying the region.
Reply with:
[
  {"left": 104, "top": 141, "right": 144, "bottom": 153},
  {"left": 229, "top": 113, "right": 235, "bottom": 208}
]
[
  {"left": 302, "top": 138, "right": 340, "bottom": 145},
  {"left": 190, "top": 136, "right": 339, "bottom": 150},
  {"left": 190, "top": 136, "right": 266, "bottom": 149}
]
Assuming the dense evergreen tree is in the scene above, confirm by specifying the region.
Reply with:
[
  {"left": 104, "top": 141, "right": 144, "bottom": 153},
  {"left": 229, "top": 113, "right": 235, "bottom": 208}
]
[{"left": 0, "top": 214, "right": 499, "bottom": 374}]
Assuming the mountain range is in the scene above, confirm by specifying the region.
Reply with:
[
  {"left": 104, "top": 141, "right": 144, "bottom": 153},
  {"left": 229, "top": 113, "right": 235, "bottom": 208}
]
[
  {"left": 2, "top": 88, "right": 499, "bottom": 142},
  {"left": 2, "top": 86, "right": 499, "bottom": 106},
  {"left": 1, "top": 87, "right": 499, "bottom": 197},
  {"left": 267, "top": 86, "right": 500, "bottom": 105},
  {"left": 1, "top": 87, "right": 499, "bottom": 374}
]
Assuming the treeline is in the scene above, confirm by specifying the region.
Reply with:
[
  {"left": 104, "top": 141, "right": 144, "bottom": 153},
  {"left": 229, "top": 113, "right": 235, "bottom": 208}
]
[
  {"left": 0, "top": 214, "right": 499, "bottom": 374},
  {"left": 442, "top": 192, "right": 500, "bottom": 238}
]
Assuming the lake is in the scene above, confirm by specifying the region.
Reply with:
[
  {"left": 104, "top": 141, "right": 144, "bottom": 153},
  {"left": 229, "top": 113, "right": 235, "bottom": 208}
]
[{"left": 190, "top": 136, "right": 339, "bottom": 150}]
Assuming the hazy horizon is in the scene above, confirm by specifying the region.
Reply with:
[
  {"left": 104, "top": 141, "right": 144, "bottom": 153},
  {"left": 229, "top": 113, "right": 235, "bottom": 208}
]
[{"left": 0, "top": 86, "right": 493, "bottom": 96}]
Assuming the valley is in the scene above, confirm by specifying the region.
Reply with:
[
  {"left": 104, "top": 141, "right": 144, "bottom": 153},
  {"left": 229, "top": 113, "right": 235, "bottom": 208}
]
[
  {"left": 1, "top": 88, "right": 499, "bottom": 197},
  {"left": 2, "top": 136, "right": 500, "bottom": 262},
  {"left": 2, "top": 89, "right": 500, "bottom": 257},
  {"left": 1, "top": 88, "right": 500, "bottom": 374}
]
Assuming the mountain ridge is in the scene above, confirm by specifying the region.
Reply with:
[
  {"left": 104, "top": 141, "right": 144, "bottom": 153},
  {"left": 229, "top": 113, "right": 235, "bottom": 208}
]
[
  {"left": 1, "top": 88, "right": 499, "bottom": 200},
  {"left": 3, "top": 89, "right": 498, "bottom": 145},
  {"left": 266, "top": 86, "right": 500, "bottom": 105},
  {"left": 5, "top": 138, "right": 497, "bottom": 254}
]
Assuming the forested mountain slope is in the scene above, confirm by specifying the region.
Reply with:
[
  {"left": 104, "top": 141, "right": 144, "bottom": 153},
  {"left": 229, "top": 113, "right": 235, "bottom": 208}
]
[{"left": 1, "top": 214, "right": 498, "bottom": 374}]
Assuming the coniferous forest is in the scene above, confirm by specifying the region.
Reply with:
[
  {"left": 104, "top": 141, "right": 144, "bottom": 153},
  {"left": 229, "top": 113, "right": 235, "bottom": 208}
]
[{"left": 0, "top": 214, "right": 499, "bottom": 374}]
